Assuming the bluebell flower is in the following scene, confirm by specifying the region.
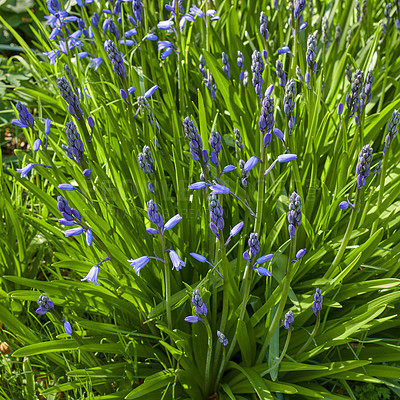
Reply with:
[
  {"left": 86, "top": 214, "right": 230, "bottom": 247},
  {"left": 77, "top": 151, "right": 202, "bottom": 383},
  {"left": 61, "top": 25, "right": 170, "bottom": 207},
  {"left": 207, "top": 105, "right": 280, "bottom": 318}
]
[
  {"left": 16, "top": 163, "right": 52, "bottom": 178},
  {"left": 210, "top": 184, "right": 230, "bottom": 195},
  {"left": 256, "top": 254, "right": 274, "bottom": 264},
  {"left": 284, "top": 79, "right": 297, "bottom": 134},
  {"left": 33, "top": 139, "right": 41, "bottom": 151},
  {"left": 63, "top": 320, "right": 72, "bottom": 335},
  {"left": 147, "top": 200, "right": 164, "bottom": 229},
  {"left": 105, "top": 40, "right": 125, "bottom": 79},
  {"left": 259, "top": 11, "right": 268, "bottom": 40},
  {"left": 283, "top": 310, "right": 294, "bottom": 329},
  {"left": 210, "top": 222, "right": 219, "bottom": 238},
  {"left": 248, "top": 233, "right": 260, "bottom": 256},
  {"left": 12, "top": 102, "right": 35, "bottom": 128},
  {"left": 356, "top": 144, "right": 373, "bottom": 188},
  {"left": 81, "top": 265, "right": 100, "bottom": 286},
  {"left": 36, "top": 294, "right": 54, "bottom": 315},
  {"left": 217, "top": 331, "right": 228, "bottom": 346},
  {"left": 259, "top": 94, "right": 275, "bottom": 134},
  {"left": 251, "top": 50, "right": 264, "bottom": 99},
  {"left": 209, "top": 194, "right": 224, "bottom": 230},
  {"left": 299, "top": 22, "right": 307, "bottom": 32},
  {"left": 132, "top": 0, "right": 144, "bottom": 24},
  {"left": 183, "top": 117, "right": 203, "bottom": 162},
  {"left": 278, "top": 46, "right": 292, "bottom": 55},
  {"left": 86, "top": 228, "right": 93, "bottom": 246},
  {"left": 292, "top": 248, "right": 307, "bottom": 262},
  {"left": 276, "top": 60, "right": 286, "bottom": 88},
  {"left": 221, "top": 165, "right": 235, "bottom": 175},
  {"left": 233, "top": 128, "right": 244, "bottom": 152},
  {"left": 88, "top": 57, "right": 103, "bottom": 71},
  {"left": 388, "top": 109, "right": 399, "bottom": 140},
  {"left": 237, "top": 51, "right": 244, "bottom": 82},
  {"left": 188, "top": 182, "right": 207, "bottom": 190},
  {"left": 145, "top": 33, "right": 158, "bottom": 41},
  {"left": 192, "top": 289, "right": 207, "bottom": 316},
  {"left": 288, "top": 192, "right": 302, "bottom": 239},
  {"left": 312, "top": 288, "right": 323, "bottom": 315},
  {"left": 294, "top": 0, "right": 306, "bottom": 21},
  {"left": 129, "top": 256, "right": 150, "bottom": 274},
  {"left": 244, "top": 156, "right": 261, "bottom": 172},
  {"left": 62, "top": 121, "right": 84, "bottom": 164},
  {"left": 164, "top": 214, "right": 182, "bottom": 230},
  {"left": 222, "top": 52, "right": 230, "bottom": 78},
  {"left": 144, "top": 85, "right": 158, "bottom": 98},
  {"left": 264, "top": 154, "right": 298, "bottom": 176},
  {"left": 65, "top": 227, "right": 84, "bottom": 237},
  {"left": 138, "top": 145, "right": 154, "bottom": 174},
  {"left": 169, "top": 250, "right": 186, "bottom": 271},
  {"left": 253, "top": 266, "right": 272, "bottom": 276},
  {"left": 306, "top": 33, "right": 317, "bottom": 72},
  {"left": 185, "top": 315, "right": 204, "bottom": 323}
]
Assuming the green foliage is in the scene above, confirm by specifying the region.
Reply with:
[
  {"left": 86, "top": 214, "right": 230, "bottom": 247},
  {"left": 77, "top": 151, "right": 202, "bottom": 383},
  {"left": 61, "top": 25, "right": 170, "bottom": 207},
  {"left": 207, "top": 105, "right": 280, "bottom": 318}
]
[{"left": 1, "top": 0, "right": 400, "bottom": 399}]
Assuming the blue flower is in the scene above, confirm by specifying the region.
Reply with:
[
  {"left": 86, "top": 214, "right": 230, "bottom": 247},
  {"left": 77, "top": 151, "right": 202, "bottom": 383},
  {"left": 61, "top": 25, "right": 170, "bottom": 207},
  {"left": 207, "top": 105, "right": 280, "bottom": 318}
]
[
  {"left": 283, "top": 310, "right": 294, "bottom": 329},
  {"left": 255, "top": 254, "right": 274, "bottom": 264},
  {"left": 185, "top": 315, "right": 204, "bottom": 323},
  {"left": 164, "top": 214, "right": 182, "bottom": 231},
  {"left": 253, "top": 266, "right": 272, "bottom": 277},
  {"left": 188, "top": 182, "right": 208, "bottom": 190},
  {"left": 36, "top": 294, "right": 54, "bottom": 315},
  {"left": 192, "top": 289, "right": 207, "bottom": 316},
  {"left": 169, "top": 250, "right": 186, "bottom": 271},
  {"left": 144, "top": 85, "right": 158, "bottom": 98},
  {"left": 312, "top": 288, "right": 323, "bottom": 315},
  {"left": 88, "top": 57, "right": 102, "bottom": 71},
  {"left": 63, "top": 320, "right": 73, "bottom": 335},
  {"left": 225, "top": 221, "right": 244, "bottom": 247},
  {"left": 12, "top": 102, "right": 35, "bottom": 128},
  {"left": 128, "top": 256, "right": 150, "bottom": 274},
  {"left": 17, "top": 163, "right": 52, "bottom": 178},
  {"left": 244, "top": 156, "right": 261, "bottom": 172},
  {"left": 210, "top": 183, "right": 230, "bottom": 195},
  {"left": 220, "top": 165, "right": 235, "bottom": 175},
  {"left": 81, "top": 265, "right": 100, "bottom": 286},
  {"left": 217, "top": 330, "right": 228, "bottom": 346},
  {"left": 86, "top": 228, "right": 93, "bottom": 246},
  {"left": 65, "top": 227, "right": 84, "bottom": 237}
]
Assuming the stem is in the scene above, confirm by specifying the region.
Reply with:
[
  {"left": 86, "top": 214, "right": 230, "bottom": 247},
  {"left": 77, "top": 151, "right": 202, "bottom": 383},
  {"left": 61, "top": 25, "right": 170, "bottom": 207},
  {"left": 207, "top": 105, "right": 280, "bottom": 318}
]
[
  {"left": 254, "top": 145, "right": 266, "bottom": 232},
  {"left": 159, "top": 234, "right": 172, "bottom": 330},
  {"left": 260, "top": 329, "right": 292, "bottom": 377},
  {"left": 323, "top": 188, "right": 361, "bottom": 279},
  {"left": 256, "top": 237, "right": 296, "bottom": 364},
  {"left": 229, "top": 191, "right": 256, "bottom": 218},
  {"left": 204, "top": 317, "right": 213, "bottom": 397},
  {"left": 295, "top": 311, "right": 320, "bottom": 357},
  {"left": 371, "top": 151, "right": 388, "bottom": 235}
]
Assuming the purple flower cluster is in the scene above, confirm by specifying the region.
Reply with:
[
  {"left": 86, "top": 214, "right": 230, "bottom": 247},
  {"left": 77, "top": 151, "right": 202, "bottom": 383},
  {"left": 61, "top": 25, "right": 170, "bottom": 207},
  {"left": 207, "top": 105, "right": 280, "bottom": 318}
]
[
  {"left": 306, "top": 33, "right": 317, "bottom": 72},
  {"left": 356, "top": 144, "right": 373, "bottom": 189},
  {"left": 283, "top": 79, "right": 296, "bottom": 134},
  {"left": 138, "top": 145, "right": 154, "bottom": 174},
  {"left": 283, "top": 310, "right": 294, "bottom": 329},
  {"left": 222, "top": 52, "right": 230, "bottom": 79},
  {"left": 312, "top": 288, "right": 323, "bottom": 315},
  {"left": 183, "top": 117, "right": 203, "bottom": 162},
  {"left": 58, "top": 77, "right": 82, "bottom": 117},
  {"left": 288, "top": 192, "right": 302, "bottom": 239},
  {"left": 12, "top": 102, "right": 34, "bottom": 128},
  {"left": 105, "top": 39, "right": 125, "bottom": 79},
  {"left": 237, "top": 51, "right": 244, "bottom": 82},
  {"left": 192, "top": 289, "right": 207, "bottom": 316},
  {"left": 251, "top": 50, "right": 264, "bottom": 99},
  {"left": 276, "top": 60, "right": 286, "bottom": 88},
  {"left": 62, "top": 121, "right": 84, "bottom": 164},
  {"left": 259, "top": 11, "right": 268, "bottom": 40},
  {"left": 259, "top": 94, "right": 275, "bottom": 136},
  {"left": 209, "top": 194, "right": 224, "bottom": 231}
]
